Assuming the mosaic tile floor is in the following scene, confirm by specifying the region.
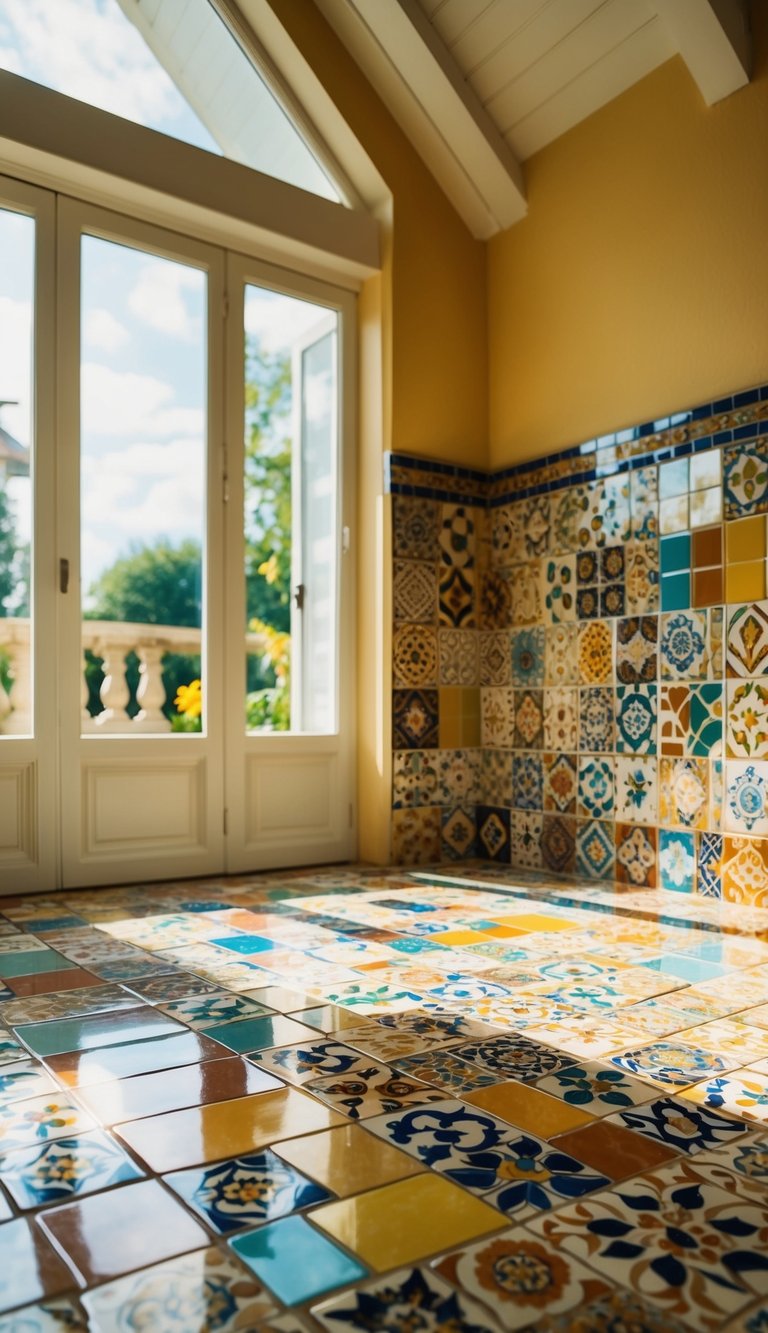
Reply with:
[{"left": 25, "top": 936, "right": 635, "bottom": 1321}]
[{"left": 3, "top": 867, "right": 768, "bottom": 1329}]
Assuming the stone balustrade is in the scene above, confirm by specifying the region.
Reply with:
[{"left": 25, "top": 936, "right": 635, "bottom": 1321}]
[{"left": 0, "top": 619, "right": 267, "bottom": 733}]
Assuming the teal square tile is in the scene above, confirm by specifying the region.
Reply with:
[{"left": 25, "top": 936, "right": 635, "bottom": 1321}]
[
  {"left": 689, "top": 684, "right": 723, "bottom": 756},
  {"left": 202, "top": 1014, "right": 316, "bottom": 1053},
  {"left": 14, "top": 1008, "right": 182, "bottom": 1058},
  {"left": 210, "top": 935, "right": 276, "bottom": 955},
  {"left": 661, "top": 572, "right": 691, "bottom": 612},
  {"left": 639, "top": 953, "right": 730, "bottom": 984},
  {"left": 0, "top": 952, "right": 75, "bottom": 979},
  {"left": 660, "top": 533, "right": 691, "bottom": 575},
  {"left": 658, "top": 830, "right": 696, "bottom": 894},
  {"left": 1, "top": 1130, "right": 143, "bottom": 1209},
  {"left": 229, "top": 1214, "right": 367, "bottom": 1305},
  {"left": 165, "top": 1149, "right": 331, "bottom": 1234}
]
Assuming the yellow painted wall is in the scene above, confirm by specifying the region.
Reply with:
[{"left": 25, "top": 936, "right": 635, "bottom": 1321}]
[{"left": 488, "top": 5, "right": 768, "bottom": 468}]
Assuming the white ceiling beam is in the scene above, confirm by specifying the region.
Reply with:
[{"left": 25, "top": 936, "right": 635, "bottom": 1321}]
[
  {"left": 315, "top": 0, "right": 527, "bottom": 240},
  {"left": 654, "top": 0, "right": 751, "bottom": 104}
]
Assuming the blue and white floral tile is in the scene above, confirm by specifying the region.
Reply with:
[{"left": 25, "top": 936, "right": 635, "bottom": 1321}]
[
  {"left": 534, "top": 1060, "right": 658, "bottom": 1116},
  {"left": 165, "top": 1148, "right": 332, "bottom": 1232},
  {"left": 614, "top": 755, "right": 658, "bottom": 824},
  {"left": 683, "top": 1069, "right": 768, "bottom": 1124},
  {"left": 0, "top": 1093, "right": 97, "bottom": 1153},
  {"left": 615, "top": 686, "right": 657, "bottom": 754},
  {"left": 509, "top": 627, "right": 545, "bottom": 687},
  {"left": 448, "top": 1033, "right": 576, "bottom": 1084},
  {"left": 251, "top": 1040, "right": 375, "bottom": 1086},
  {"left": 0, "top": 1299, "right": 88, "bottom": 1332},
  {"left": 156, "top": 991, "right": 273, "bottom": 1029},
  {"left": 575, "top": 821, "right": 616, "bottom": 880},
  {"left": 611, "top": 1039, "right": 744, "bottom": 1089},
  {"left": 432, "top": 1228, "right": 614, "bottom": 1329},
  {"left": 305, "top": 1066, "right": 446, "bottom": 1120},
  {"left": 577, "top": 757, "right": 615, "bottom": 820},
  {"left": 394, "top": 1050, "right": 502, "bottom": 1095},
  {"left": 312, "top": 1266, "right": 503, "bottom": 1333},
  {"left": 527, "top": 1162, "right": 768, "bottom": 1329},
  {"left": 0, "top": 1130, "right": 143, "bottom": 1209},
  {"left": 82, "top": 1246, "right": 280, "bottom": 1332},
  {"left": 658, "top": 830, "right": 697, "bottom": 893},
  {"left": 727, "top": 602, "right": 768, "bottom": 678},
  {"left": 604, "top": 1094, "right": 747, "bottom": 1154},
  {"left": 0, "top": 1062, "right": 59, "bottom": 1107},
  {"left": 725, "top": 762, "right": 768, "bottom": 835},
  {"left": 511, "top": 754, "right": 543, "bottom": 811},
  {"left": 659, "top": 610, "right": 709, "bottom": 680}
]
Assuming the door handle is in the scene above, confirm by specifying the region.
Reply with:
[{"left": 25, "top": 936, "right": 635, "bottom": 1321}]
[
  {"left": 293, "top": 583, "right": 305, "bottom": 611},
  {"left": 59, "top": 558, "right": 70, "bottom": 594}
]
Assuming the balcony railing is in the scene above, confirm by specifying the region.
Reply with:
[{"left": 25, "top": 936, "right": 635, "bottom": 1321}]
[{"left": 0, "top": 619, "right": 267, "bottom": 733}]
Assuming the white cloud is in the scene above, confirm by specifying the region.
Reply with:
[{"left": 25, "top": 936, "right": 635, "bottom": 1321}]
[
  {"left": 84, "top": 307, "right": 130, "bottom": 353},
  {"left": 81, "top": 363, "right": 203, "bottom": 439},
  {"left": 0, "top": 296, "right": 32, "bottom": 447},
  {"left": 244, "top": 290, "right": 332, "bottom": 354},
  {"left": 127, "top": 261, "right": 203, "bottom": 341}
]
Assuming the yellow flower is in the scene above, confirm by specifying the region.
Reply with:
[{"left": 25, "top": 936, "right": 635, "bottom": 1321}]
[{"left": 174, "top": 679, "right": 202, "bottom": 718}]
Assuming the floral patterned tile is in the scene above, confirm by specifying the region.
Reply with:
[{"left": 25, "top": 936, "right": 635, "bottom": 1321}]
[
  {"left": 363, "top": 1099, "right": 610, "bottom": 1221},
  {"left": 156, "top": 991, "right": 273, "bottom": 1029},
  {"left": 164, "top": 1147, "right": 332, "bottom": 1232},
  {"left": 433, "top": 1228, "right": 613, "bottom": 1329},
  {"left": 542, "top": 1289, "right": 688, "bottom": 1332},
  {"left": 727, "top": 602, "right": 768, "bottom": 678},
  {"left": 305, "top": 1065, "right": 446, "bottom": 1120},
  {"left": 449, "top": 1033, "right": 577, "bottom": 1084},
  {"left": 251, "top": 1040, "right": 377, "bottom": 1086},
  {"left": 615, "top": 685, "right": 657, "bottom": 754},
  {"left": 312, "top": 1266, "right": 503, "bottom": 1333},
  {"left": 615, "top": 755, "right": 658, "bottom": 825},
  {"left": 527, "top": 1166, "right": 768, "bottom": 1329},
  {"left": 0, "top": 1061, "right": 59, "bottom": 1107},
  {"left": 0, "top": 1092, "right": 98, "bottom": 1153},
  {"left": 0, "top": 1298, "right": 88, "bottom": 1332},
  {"left": 0, "top": 1129, "right": 143, "bottom": 1209},
  {"left": 534, "top": 1061, "right": 659, "bottom": 1115},
  {"left": 82, "top": 1246, "right": 280, "bottom": 1332},
  {"left": 395, "top": 1049, "right": 503, "bottom": 1095},
  {"left": 604, "top": 1094, "right": 747, "bottom": 1154},
  {"left": 610, "top": 1039, "right": 744, "bottom": 1089},
  {"left": 683, "top": 1068, "right": 768, "bottom": 1124}
]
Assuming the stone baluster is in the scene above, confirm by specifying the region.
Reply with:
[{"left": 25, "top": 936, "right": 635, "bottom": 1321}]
[
  {"left": 2, "top": 636, "right": 32, "bottom": 734},
  {"left": 93, "top": 642, "right": 132, "bottom": 731},
  {"left": 133, "top": 643, "right": 172, "bottom": 732}
]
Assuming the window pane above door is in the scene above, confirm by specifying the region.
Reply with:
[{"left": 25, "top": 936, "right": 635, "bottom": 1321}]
[
  {"left": 0, "top": 206, "right": 34, "bottom": 738},
  {"left": 243, "top": 286, "right": 339, "bottom": 736},
  {"left": 80, "top": 234, "right": 207, "bottom": 736}
]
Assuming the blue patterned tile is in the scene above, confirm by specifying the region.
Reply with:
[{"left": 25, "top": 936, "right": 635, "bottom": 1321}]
[
  {"left": 698, "top": 832, "right": 723, "bottom": 897},
  {"left": 724, "top": 438, "right": 768, "bottom": 517},
  {"left": 510, "top": 628, "right": 545, "bottom": 687},
  {"left": 660, "top": 611, "right": 708, "bottom": 680},
  {"left": 577, "top": 758, "right": 614, "bottom": 819},
  {"left": 658, "top": 830, "right": 696, "bottom": 893},
  {"left": 611, "top": 1040, "right": 741, "bottom": 1088},
  {"left": 616, "top": 686, "right": 657, "bottom": 754},
  {"left": 575, "top": 820, "right": 615, "bottom": 880},
  {"left": 0, "top": 1130, "right": 143, "bottom": 1209},
  {"left": 165, "top": 1148, "right": 331, "bottom": 1233},
  {"left": 512, "top": 755, "right": 542, "bottom": 811},
  {"left": 604, "top": 1095, "right": 747, "bottom": 1154},
  {"left": 313, "top": 1266, "right": 502, "bottom": 1333}
]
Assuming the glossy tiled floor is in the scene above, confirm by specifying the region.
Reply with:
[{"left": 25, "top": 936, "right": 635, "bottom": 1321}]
[{"left": 3, "top": 868, "right": 768, "bottom": 1330}]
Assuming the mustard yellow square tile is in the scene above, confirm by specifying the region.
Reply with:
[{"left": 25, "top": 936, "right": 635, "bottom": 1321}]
[
  {"left": 461, "top": 687, "right": 480, "bottom": 720},
  {"left": 727, "top": 515, "right": 766, "bottom": 563},
  {"left": 460, "top": 714, "right": 481, "bottom": 747},
  {"left": 508, "top": 914, "right": 581, "bottom": 933},
  {"left": 309, "top": 1174, "right": 502, "bottom": 1270},
  {"left": 439, "top": 716, "right": 462, "bottom": 748},
  {"left": 274, "top": 1124, "right": 425, "bottom": 1197},
  {"left": 463, "top": 1082, "right": 595, "bottom": 1138},
  {"left": 438, "top": 687, "right": 461, "bottom": 717},
  {"left": 726, "top": 560, "right": 765, "bottom": 603},
  {"left": 430, "top": 929, "right": 494, "bottom": 946}
]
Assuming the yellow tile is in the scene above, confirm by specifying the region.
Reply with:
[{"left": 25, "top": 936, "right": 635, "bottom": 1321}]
[
  {"left": 460, "top": 714, "right": 481, "bottom": 747},
  {"left": 508, "top": 914, "right": 581, "bottom": 933},
  {"left": 726, "top": 560, "right": 765, "bottom": 603},
  {"left": 727, "top": 515, "right": 765, "bottom": 563},
  {"left": 439, "top": 715, "right": 462, "bottom": 748},
  {"left": 309, "top": 1174, "right": 502, "bottom": 1270},
  {"left": 115, "top": 1088, "right": 345, "bottom": 1172},
  {"left": 461, "top": 687, "right": 480, "bottom": 719},
  {"left": 438, "top": 687, "right": 461, "bottom": 717},
  {"left": 463, "top": 1082, "right": 595, "bottom": 1137},
  {"left": 478, "top": 923, "right": 527, "bottom": 939},
  {"left": 274, "top": 1123, "right": 425, "bottom": 1197},
  {"left": 429, "top": 929, "right": 494, "bottom": 946}
]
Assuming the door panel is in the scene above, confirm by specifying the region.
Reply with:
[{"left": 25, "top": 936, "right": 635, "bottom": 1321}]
[
  {"left": 0, "top": 178, "right": 57, "bottom": 894},
  {"left": 56, "top": 200, "right": 225, "bottom": 887}
]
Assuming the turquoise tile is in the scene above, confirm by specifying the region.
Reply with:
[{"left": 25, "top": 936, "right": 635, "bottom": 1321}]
[
  {"left": 639, "top": 954, "right": 730, "bottom": 984},
  {"left": 660, "top": 533, "right": 691, "bottom": 574},
  {"left": 14, "top": 1007, "right": 183, "bottom": 1058},
  {"left": 661, "top": 572, "right": 691, "bottom": 612},
  {"left": 202, "top": 1013, "right": 315, "bottom": 1053},
  {"left": 229, "top": 1214, "right": 366, "bottom": 1305},
  {"left": 0, "top": 952, "right": 75, "bottom": 979},
  {"left": 210, "top": 934, "right": 276, "bottom": 955}
]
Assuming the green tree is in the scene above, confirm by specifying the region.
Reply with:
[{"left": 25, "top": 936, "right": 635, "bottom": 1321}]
[
  {"left": 244, "top": 338, "right": 292, "bottom": 637},
  {"left": 0, "top": 489, "right": 28, "bottom": 618},
  {"left": 86, "top": 538, "right": 202, "bottom": 627}
]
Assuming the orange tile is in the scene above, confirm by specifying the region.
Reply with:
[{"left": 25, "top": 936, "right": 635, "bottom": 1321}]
[
  {"left": 551, "top": 1121, "right": 678, "bottom": 1179},
  {"left": 692, "top": 525, "right": 722, "bottom": 568},
  {"left": 508, "top": 914, "right": 581, "bottom": 933},
  {"left": 463, "top": 1082, "right": 595, "bottom": 1137},
  {"left": 693, "top": 568, "right": 723, "bottom": 607},
  {"left": 429, "top": 930, "right": 494, "bottom": 946}
]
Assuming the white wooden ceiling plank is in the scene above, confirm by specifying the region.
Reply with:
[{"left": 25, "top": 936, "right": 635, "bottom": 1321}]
[
  {"left": 654, "top": 0, "right": 750, "bottom": 104},
  {"left": 158, "top": 0, "right": 210, "bottom": 66},
  {"left": 417, "top": 0, "right": 445, "bottom": 16},
  {"left": 488, "top": 0, "right": 656, "bottom": 133},
  {"left": 448, "top": 0, "right": 568, "bottom": 74},
  {"left": 147, "top": 0, "right": 194, "bottom": 44},
  {"left": 507, "top": 14, "right": 675, "bottom": 158},
  {"left": 136, "top": 0, "right": 162, "bottom": 23},
  {"left": 468, "top": 0, "right": 606, "bottom": 102},
  {"left": 426, "top": 0, "right": 507, "bottom": 51}
]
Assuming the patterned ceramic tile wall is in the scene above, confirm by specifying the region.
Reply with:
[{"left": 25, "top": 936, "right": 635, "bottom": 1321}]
[{"left": 387, "top": 384, "right": 768, "bottom": 903}]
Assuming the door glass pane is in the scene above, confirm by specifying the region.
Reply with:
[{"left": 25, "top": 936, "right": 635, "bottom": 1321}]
[
  {"left": 243, "top": 286, "right": 339, "bottom": 735},
  {"left": 80, "top": 236, "right": 206, "bottom": 735},
  {"left": 0, "top": 206, "right": 34, "bottom": 738}
]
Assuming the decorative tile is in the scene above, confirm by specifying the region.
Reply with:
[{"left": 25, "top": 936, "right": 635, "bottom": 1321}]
[
  {"left": 479, "top": 632, "right": 512, "bottom": 686},
  {"left": 165, "top": 1148, "right": 331, "bottom": 1233},
  {"left": 543, "top": 753, "right": 577, "bottom": 814},
  {"left": 690, "top": 683, "right": 725, "bottom": 756},
  {"left": 698, "top": 833, "right": 723, "bottom": 899},
  {"left": 510, "top": 811, "right": 543, "bottom": 870},
  {"left": 542, "top": 555, "right": 576, "bottom": 624},
  {"left": 660, "top": 756, "right": 709, "bottom": 829},
  {"left": 0, "top": 1061, "right": 59, "bottom": 1106},
  {"left": 728, "top": 681, "right": 768, "bottom": 758},
  {"left": 481, "top": 688, "right": 514, "bottom": 747},
  {"left": 477, "top": 806, "right": 510, "bottom": 862},
  {"left": 605, "top": 1095, "right": 747, "bottom": 1154},
  {"left": 441, "top": 807, "right": 478, "bottom": 860},
  {"left": 433, "top": 1229, "right": 612, "bottom": 1329},
  {"left": 438, "top": 629, "right": 479, "bottom": 685},
  {"left": 393, "top": 497, "right": 440, "bottom": 560},
  {"left": 395, "top": 1049, "right": 502, "bottom": 1095},
  {"left": 616, "top": 823, "right": 657, "bottom": 887},
  {"left": 579, "top": 688, "right": 614, "bottom": 753},
  {"left": 509, "top": 561, "right": 542, "bottom": 626},
  {"left": 542, "top": 687, "right": 578, "bottom": 750},
  {"left": 726, "top": 762, "right": 768, "bottom": 834},
  {"left": 391, "top": 808, "right": 442, "bottom": 865},
  {"left": 0, "top": 1219, "right": 75, "bottom": 1314},
  {"left": 722, "top": 835, "right": 768, "bottom": 906},
  {"left": 660, "top": 610, "right": 708, "bottom": 680},
  {"left": 616, "top": 616, "right": 657, "bottom": 684},
  {"left": 306, "top": 1065, "right": 446, "bottom": 1120},
  {"left": 230, "top": 1213, "right": 366, "bottom": 1306},
  {"left": 727, "top": 602, "right": 768, "bottom": 678},
  {"left": 0, "top": 1129, "right": 143, "bottom": 1209},
  {"left": 393, "top": 560, "right": 437, "bottom": 623},
  {"left": 578, "top": 621, "right": 613, "bottom": 685},
  {"left": 540, "top": 815, "right": 576, "bottom": 874},
  {"left": 253, "top": 1039, "right": 386, "bottom": 1086},
  {"left": 393, "top": 689, "right": 439, "bottom": 750},
  {"left": 312, "top": 1267, "right": 502, "bottom": 1333},
  {"left": 611, "top": 1038, "right": 741, "bottom": 1088},
  {"left": 536, "top": 1061, "right": 656, "bottom": 1115},
  {"left": 684, "top": 1069, "right": 768, "bottom": 1123},
  {"left": 0, "top": 1092, "right": 97, "bottom": 1152},
  {"left": 658, "top": 829, "right": 697, "bottom": 893},
  {"left": 577, "top": 757, "right": 614, "bottom": 819},
  {"left": 615, "top": 685, "right": 657, "bottom": 753},
  {"left": 512, "top": 755, "right": 542, "bottom": 810},
  {"left": 724, "top": 438, "right": 768, "bottom": 517},
  {"left": 438, "top": 566, "right": 475, "bottom": 628},
  {"left": 0, "top": 1299, "right": 88, "bottom": 1331},
  {"left": 157, "top": 990, "right": 271, "bottom": 1029},
  {"left": 626, "top": 538, "right": 660, "bottom": 612},
  {"left": 575, "top": 820, "right": 615, "bottom": 880},
  {"left": 659, "top": 684, "right": 691, "bottom": 756},
  {"left": 392, "top": 625, "right": 439, "bottom": 688},
  {"left": 545, "top": 624, "right": 579, "bottom": 685},
  {"left": 509, "top": 628, "right": 545, "bottom": 687},
  {"left": 448, "top": 1034, "right": 577, "bottom": 1084},
  {"left": 478, "top": 570, "right": 512, "bottom": 631},
  {"left": 615, "top": 755, "right": 658, "bottom": 824}
]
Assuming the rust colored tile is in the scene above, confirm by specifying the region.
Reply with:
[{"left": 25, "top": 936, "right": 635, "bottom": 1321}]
[
  {"left": 551, "top": 1120, "right": 678, "bottom": 1179},
  {"left": 5, "top": 968, "right": 102, "bottom": 996},
  {"left": 692, "top": 525, "right": 722, "bottom": 568},
  {"left": 45, "top": 1030, "right": 230, "bottom": 1087},
  {"left": 693, "top": 568, "right": 723, "bottom": 608},
  {"left": 73, "top": 1056, "right": 283, "bottom": 1125},
  {"left": 38, "top": 1180, "right": 208, "bottom": 1285},
  {"left": 115, "top": 1087, "right": 346, "bottom": 1171}
]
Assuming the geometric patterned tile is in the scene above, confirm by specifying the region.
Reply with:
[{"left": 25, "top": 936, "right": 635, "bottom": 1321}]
[
  {"left": 0, "top": 1130, "right": 143, "bottom": 1209},
  {"left": 312, "top": 1266, "right": 503, "bottom": 1333},
  {"left": 164, "top": 1148, "right": 332, "bottom": 1232}
]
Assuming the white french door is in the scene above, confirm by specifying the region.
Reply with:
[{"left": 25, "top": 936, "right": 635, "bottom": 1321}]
[{"left": 0, "top": 180, "right": 356, "bottom": 893}]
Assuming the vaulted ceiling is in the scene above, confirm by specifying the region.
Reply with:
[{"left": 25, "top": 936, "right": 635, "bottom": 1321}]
[{"left": 315, "top": 0, "right": 752, "bottom": 237}]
